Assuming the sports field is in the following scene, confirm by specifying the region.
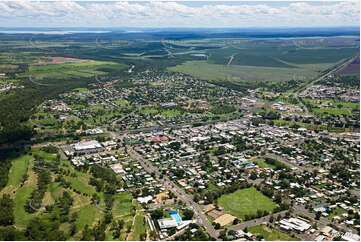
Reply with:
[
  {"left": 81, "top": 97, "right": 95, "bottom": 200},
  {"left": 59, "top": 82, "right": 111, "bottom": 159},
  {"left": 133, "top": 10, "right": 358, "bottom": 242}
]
[{"left": 217, "top": 187, "right": 277, "bottom": 219}]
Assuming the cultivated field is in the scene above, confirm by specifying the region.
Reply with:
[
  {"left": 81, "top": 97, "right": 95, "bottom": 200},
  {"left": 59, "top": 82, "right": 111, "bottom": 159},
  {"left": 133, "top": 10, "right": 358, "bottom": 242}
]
[
  {"left": 169, "top": 61, "right": 327, "bottom": 82},
  {"left": 335, "top": 56, "right": 360, "bottom": 75}
]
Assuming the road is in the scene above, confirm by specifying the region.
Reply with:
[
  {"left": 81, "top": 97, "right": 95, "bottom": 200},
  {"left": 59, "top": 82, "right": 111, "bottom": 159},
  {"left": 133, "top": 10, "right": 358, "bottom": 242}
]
[
  {"left": 264, "top": 153, "right": 313, "bottom": 173},
  {"left": 229, "top": 210, "right": 288, "bottom": 231},
  {"left": 292, "top": 204, "right": 358, "bottom": 234},
  {"left": 126, "top": 145, "right": 219, "bottom": 239},
  {"left": 227, "top": 54, "right": 235, "bottom": 66}
]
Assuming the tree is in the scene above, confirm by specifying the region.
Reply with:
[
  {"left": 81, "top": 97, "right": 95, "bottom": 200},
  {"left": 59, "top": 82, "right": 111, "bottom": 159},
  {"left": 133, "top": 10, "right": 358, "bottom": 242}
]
[
  {"left": 140, "top": 232, "right": 147, "bottom": 240},
  {"left": 118, "top": 220, "right": 125, "bottom": 230},
  {"left": 257, "top": 209, "right": 263, "bottom": 218},
  {"left": 151, "top": 208, "right": 163, "bottom": 220},
  {"left": 70, "top": 224, "right": 77, "bottom": 236},
  {"left": 169, "top": 141, "right": 181, "bottom": 150},
  {"left": 250, "top": 172, "right": 257, "bottom": 180},
  {"left": 315, "top": 211, "right": 321, "bottom": 220},
  {"left": 0, "top": 194, "right": 14, "bottom": 226},
  {"left": 126, "top": 225, "right": 131, "bottom": 233},
  {"left": 183, "top": 209, "right": 194, "bottom": 220},
  {"left": 233, "top": 218, "right": 239, "bottom": 225}
]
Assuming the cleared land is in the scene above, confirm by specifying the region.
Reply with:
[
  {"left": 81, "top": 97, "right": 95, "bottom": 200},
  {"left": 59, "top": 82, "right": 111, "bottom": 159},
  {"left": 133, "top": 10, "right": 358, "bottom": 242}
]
[
  {"left": 19, "top": 61, "right": 127, "bottom": 79},
  {"left": 169, "top": 43, "right": 359, "bottom": 83},
  {"left": 335, "top": 56, "right": 360, "bottom": 75},
  {"left": 217, "top": 187, "right": 277, "bottom": 219},
  {"left": 214, "top": 213, "right": 236, "bottom": 226},
  {"left": 168, "top": 61, "right": 329, "bottom": 82}
]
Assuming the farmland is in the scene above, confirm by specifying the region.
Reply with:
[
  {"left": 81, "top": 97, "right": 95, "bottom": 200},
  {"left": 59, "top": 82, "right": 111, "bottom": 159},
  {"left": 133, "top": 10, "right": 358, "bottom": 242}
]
[
  {"left": 169, "top": 39, "right": 359, "bottom": 83},
  {"left": 335, "top": 56, "right": 360, "bottom": 75}
]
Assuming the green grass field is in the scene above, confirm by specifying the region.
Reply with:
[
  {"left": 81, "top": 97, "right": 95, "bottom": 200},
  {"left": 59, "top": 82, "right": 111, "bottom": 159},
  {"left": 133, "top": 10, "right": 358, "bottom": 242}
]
[
  {"left": 18, "top": 61, "right": 127, "bottom": 79},
  {"left": 112, "top": 193, "right": 134, "bottom": 216},
  {"left": 251, "top": 158, "right": 276, "bottom": 169},
  {"left": 14, "top": 186, "right": 36, "bottom": 228},
  {"left": 66, "top": 176, "right": 95, "bottom": 195},
  {"left": 248, "top": 224, "right": 299, "bottom": 241},
  {"left": 140, "top": 107, "right": 158, "bottom": 115},
  {"left": 161, "top": 109, "right": 181, "bottom": 117},
  {"left": 75, "top": 204, "right": 99, "bottom": 229},
  {"left": 7, "top": 155, "right": 30, "bottom": 186},
  {"left": 31, "top": 147, "right": 57, "bottom": 160},
  {"left": 303, "top": 98, "right": 360, "bottom": 116},
  {"left": 48, "top": 182, "right": 63, "bottom": 200},
  {"left": 327, "top": 208, "right": 347, "bottom": 220},
  {"left": 129, "top": 215, "right": 146, "bottom": 240},
  {"left": 217, "top": 187, "right": 277, "bottom": 219}
]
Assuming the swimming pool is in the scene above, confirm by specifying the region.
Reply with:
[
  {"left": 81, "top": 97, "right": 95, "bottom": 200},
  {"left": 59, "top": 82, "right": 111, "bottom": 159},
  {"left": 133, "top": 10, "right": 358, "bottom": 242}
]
[{"left": 171, "top": 212, "right": 182, "bottom": 222}]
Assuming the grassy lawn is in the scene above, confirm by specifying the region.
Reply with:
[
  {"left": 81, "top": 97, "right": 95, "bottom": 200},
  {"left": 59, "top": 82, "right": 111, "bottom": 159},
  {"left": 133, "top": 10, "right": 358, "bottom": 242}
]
[
  {"left": 66, "top": 176, "right": 95, "bottom": 195},
  {"left": 14, "top": 186, "right": 36, "bottom": 228},
  {"left": 217, "top": 187, "right": 277, "bottom": 219},
  {"left": 113, "top": 193, "right": 134, "bottom": 216},
  {"left": 251, "top": 158, "right": 275, "bottom": 169},
  {"left": 73, "top": 87, "right": 89, "bottom": 92},
  {"left": 114, "top": 99, "right": 129, "bottom": 106},
  {"left": 39, "top": 118, "right": 59, "bottom": 126},
  {"left": 303, "top": 98, "right": 359, "bottom": 116},
  {"left": 48, "top": 182, "right": 63, "bottom": 200},
  {"left": 75, "top": 204, "right": 100, "bottom": 230},
  {"left": 161, "top": 109, "right": 181, "bottom": 117},
  {"left": 248, "top": 224, "right": 299, "bottom": 241},
  {"left": 207, "top": 183, "right": 220, "bottom": 192},
  {"left": 312, "top": 108, "right": 353, "bottom": 116},
  {"left": 7, "top": 155, "right": 30, "bottom": 186},
  {"left": 327, "top": 208, "right": 347, "bottom": 220},
  {"left": 140, "top": 107, "right": 158, "bottom": 115},
  {"left": 129, "top": 215, "right": 146, "bottom": 240},
  {"left": 31, "top": 147, "right": 57, "bottom": 160}
]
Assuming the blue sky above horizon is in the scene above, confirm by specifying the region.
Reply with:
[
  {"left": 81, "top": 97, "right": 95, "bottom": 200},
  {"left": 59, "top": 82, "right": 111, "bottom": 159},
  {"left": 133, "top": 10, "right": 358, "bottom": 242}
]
[{"left": 0, "top": 1, "right": 359, "bottom": 28}]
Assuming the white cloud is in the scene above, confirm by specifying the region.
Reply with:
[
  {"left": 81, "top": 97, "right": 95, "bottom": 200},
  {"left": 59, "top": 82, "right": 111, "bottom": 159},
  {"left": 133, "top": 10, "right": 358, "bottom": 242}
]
[{"left": 0, "top": 1, "right": 358, "bottom": 27}]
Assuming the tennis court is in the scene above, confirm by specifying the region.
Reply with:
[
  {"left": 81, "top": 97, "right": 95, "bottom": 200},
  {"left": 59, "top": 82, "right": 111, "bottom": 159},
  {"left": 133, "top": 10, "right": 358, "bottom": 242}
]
[{"left": 207, "top": 209, "right": 224, "bottom": 219}]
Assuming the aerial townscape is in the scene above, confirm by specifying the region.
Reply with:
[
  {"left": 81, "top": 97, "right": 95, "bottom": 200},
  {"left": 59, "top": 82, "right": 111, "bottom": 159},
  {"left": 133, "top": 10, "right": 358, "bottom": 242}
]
[{"left": 0, "top": 1, "right": 360, "bottom": 242}]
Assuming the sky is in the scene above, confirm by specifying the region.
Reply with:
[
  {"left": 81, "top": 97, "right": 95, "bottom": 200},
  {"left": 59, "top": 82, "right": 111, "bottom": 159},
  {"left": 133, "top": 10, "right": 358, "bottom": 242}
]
[{"left": 0, "top": 0, "right": 359, "bottom": 28}]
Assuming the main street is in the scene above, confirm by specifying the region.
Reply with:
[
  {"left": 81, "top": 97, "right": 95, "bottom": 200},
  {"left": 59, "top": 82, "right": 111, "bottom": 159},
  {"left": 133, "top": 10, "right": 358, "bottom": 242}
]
[{"left": 126, "top": 144, "right": 220, "bottom": 239}]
